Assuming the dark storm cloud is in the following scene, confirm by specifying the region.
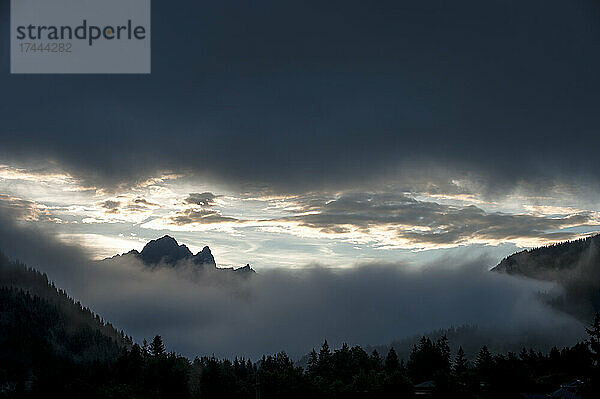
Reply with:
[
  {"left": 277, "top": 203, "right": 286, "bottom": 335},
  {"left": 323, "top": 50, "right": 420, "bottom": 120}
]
[
  {"left": 101, "top": 200, "right": 121, "bottom": 211},
  {"left": 170, "top": 208, "right": 238, "bottom": 225},
  {"left": 134, "top": 198, "right": 159, "bottom": 207},
  {"left": 0, "top": 207, "right": 584, "bottom": 359},
  {"left": 1, "top": 0, "right": 600, "bottom": 194},
  {"left": 124, "top": 198, "right": 160, "bottom": 213},
  {"left": 125, "top": 205, "right": 148, "bottom": 213},
  {"left": 185, "top": 192, "right": 219, "bottom": 207},
  {"left": 280, "top": 192, "right": 593, "bottom": 245},
  {"left": 100, "top": 198, "right": 160, "bottom": 214},
  {"left": 168, "top": 192, "right": 235, "bottom": 224}
]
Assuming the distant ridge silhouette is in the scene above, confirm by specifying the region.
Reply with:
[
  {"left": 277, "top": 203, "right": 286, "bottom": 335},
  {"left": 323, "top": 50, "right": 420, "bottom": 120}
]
[
  {"left": 491, "top": 234, "right": 600, "bottom": 319},
  {"left": 115, "top": 235, "right": 255, "bottom": 275}
]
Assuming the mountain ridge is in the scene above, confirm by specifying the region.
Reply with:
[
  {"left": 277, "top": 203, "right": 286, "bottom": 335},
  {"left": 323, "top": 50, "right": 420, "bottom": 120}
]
[
  {"left": 111, "top": 235, "right": 256, "bottom": 275},
  {"left": 491, "top": 234, "right": 600, "bottom": 319},
  {"left": 0, "top": 252, "right": 130, "bottom": 369},
  {"left": 132, "top": 235, "right": 216, "bottom": 267},
  {"left": 491, "top": 234, "right": 600, "bottom": 280}
]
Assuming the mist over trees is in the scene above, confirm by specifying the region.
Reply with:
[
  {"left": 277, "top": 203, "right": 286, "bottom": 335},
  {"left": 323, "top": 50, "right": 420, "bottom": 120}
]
[
  {"left": 0, "top": 212, "right": 583, "bottom": 359},
  {"left": 493, "top": 234, "right": 600, "bottom": 320},
  {"left": 1, "top": 253, "right": 600, "bottom": 398}
]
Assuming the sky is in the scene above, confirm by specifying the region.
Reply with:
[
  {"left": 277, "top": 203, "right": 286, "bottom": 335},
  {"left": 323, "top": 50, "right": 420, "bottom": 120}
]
[
  {"left": 0, "top": 0, "right": 599, "bottom": 356},
  {"left": 1, "top": 162, "right": 600, "bottom": 269},
  {"left": 1, "top": 0, "right": 600, "bottom": 268}
]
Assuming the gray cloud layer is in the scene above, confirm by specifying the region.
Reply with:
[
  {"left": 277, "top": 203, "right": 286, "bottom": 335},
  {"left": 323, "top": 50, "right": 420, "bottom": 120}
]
[
  {"left": 0, "top": 194, "right": 53, "bottom": 222},
  {"left": 1, "top": 0, "right": 600, "bottom": 195},
  {"left": 185, "top": 192, "right": 219, "bottom": 207},
  {"left": 264, "top": 192, "right": 591, "bottom": 246},
  {"left": 171, "top": 208, "right": 238, "bottom": 225}
]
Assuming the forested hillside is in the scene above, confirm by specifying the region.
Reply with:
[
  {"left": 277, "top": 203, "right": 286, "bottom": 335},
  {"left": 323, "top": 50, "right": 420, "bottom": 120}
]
[
  {"left": 492, "top": 235, "right": 600, "bottom": 279},
  {"left": 0, "top": 253, "right": 131, "bottom": 395},
  {"left": 491, "top": 235, "right": 600, "bottom": 320},
  {"left": 2, "top": 252, "right": 600, "bottom": 398}
]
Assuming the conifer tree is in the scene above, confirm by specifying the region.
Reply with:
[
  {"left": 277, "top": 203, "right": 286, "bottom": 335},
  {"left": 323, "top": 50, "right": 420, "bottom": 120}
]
[
  {"left": 371, "top": 349, "right": 383, "bottom": 371},
  {"left": 307, "top": 348, "right": 318, "bottom": 376},
  {"left": 454, "top": 346, "right": 468, "bottom": 375},
  {"left": 317, "top": 340, "right": 332, "bottom": 378},
  {"left": 586, "top": 313, "right": 600, "bottom": 394},
  {"left": 385, "top": 347, "right": 400, "bottom": 374},
  {"left": 437, "top": 335, "right": 451, "bottom": 372},
  {"left": 318, "top": 340, "right": 331, "bottom": 362},
  {"left": 586, "top": 313, "right": 600, "bottom": 368},
  {"left": 476, "top": 345, "right": 492, "bottom": 374},
  {"left": 150, "top": 335, "right": 166, "bottom": 357}
]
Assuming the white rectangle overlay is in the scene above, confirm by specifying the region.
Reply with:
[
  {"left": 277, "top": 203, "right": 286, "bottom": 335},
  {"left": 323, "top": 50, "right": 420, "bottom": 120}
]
[{"left": 11, "top": 0, "right": 151, "bottom": 74}]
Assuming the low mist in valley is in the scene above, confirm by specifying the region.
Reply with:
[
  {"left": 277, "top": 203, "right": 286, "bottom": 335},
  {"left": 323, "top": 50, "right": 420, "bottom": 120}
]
[{"left": 0, "top": 209, "right": 583, "bottom": 359}]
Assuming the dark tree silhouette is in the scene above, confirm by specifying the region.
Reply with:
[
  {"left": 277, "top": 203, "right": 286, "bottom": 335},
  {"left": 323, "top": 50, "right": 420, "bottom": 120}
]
[
  {"left": 476, "top": 345, "right": 493, "bottom": 383},
  {"left": 306, "top": 348, "right": 318, "bottom": 377},
  {"left": 586, "top": 313, "right": 600, "bottom": 395},
  {"left": 384, "top": 347, "right": 399, "bottom": 374},
  {"left": 437, "top": 334, "right": 451, "bottom": 372},
  {"left": 586, "top": 313, "right": 600, "bottom": 367},
  {"left": 370, "top": 349, "right": 382, "bottom": 372},
  {"left": 317, "top": 339, "right": 332, "bottom": 379},
  {"left": 453, "top": 346, "right": 468, "bottom": 375},
  {"left": 150, "top": 335, "right": 166, "bottom": 357}
]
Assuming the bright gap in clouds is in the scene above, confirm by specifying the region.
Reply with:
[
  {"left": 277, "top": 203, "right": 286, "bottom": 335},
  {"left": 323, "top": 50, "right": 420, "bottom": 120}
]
[{"left": 1, "top": 162, "right": 600, "bottom": 269}]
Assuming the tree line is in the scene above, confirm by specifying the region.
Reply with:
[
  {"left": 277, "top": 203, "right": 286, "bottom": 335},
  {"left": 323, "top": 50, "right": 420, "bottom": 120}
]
[
  {"left": 4, "top": 317, "right": 597, "bottom": 398},
  {"left": 2, "top": 253, "right": 600, "bottom": 398}
]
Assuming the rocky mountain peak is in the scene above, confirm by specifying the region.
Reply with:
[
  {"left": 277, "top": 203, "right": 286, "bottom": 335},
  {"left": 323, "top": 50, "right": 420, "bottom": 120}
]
[
  {"left": 117, "top": 237, "right": 254, "bottom": 276},
  {"left": 137, "top": 235, "right": 194, "bottom": 266}
]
